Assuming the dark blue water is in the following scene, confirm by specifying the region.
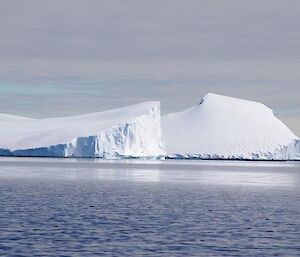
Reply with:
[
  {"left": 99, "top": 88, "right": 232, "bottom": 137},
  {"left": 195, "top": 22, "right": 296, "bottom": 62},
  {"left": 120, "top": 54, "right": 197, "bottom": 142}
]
[{"left": 0, "top": 158, "right": 299, "bottom": 256}]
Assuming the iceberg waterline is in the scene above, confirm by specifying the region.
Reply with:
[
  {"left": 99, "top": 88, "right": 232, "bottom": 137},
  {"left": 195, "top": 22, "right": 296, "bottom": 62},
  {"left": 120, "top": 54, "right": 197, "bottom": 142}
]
[{"left": 0, "top": 93, "right": 299, "bottom": 160}]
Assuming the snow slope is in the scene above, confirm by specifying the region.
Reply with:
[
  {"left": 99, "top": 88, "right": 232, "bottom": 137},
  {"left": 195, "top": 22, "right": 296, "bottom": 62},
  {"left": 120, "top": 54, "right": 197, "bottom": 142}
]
[
  {"left": 0, "top": 102, "right": 165, "bottom": 158},
  {"left": 162, "top": 93, "right": 299, "bottom": 160},
  {"left": 0, "top": 113, "right": 34, "bottom": 123}
]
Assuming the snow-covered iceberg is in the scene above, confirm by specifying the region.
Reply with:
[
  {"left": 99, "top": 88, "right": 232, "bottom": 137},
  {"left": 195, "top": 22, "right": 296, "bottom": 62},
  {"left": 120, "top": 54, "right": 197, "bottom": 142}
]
[
  {"left": 162, "top": 93, "right": 299, "bottom": 160},
  {"left": 0, "top": 102, "right": 165, "bottom": 158},
  {"left": 0, "top": 93, "right": 299, "bottom": 160}
]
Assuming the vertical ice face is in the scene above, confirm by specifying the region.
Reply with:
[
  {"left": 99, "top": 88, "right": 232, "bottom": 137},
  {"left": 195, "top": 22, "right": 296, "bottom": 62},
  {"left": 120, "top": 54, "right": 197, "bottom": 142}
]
[
  {"left": 275, "top": 139, "right": 300, "bottom": 160},
  {"left": 65, "top": 104, "right": 166, "bottom": 158},
  {"left": 162, "top": 93, "right": 299, "bottom": 160}
]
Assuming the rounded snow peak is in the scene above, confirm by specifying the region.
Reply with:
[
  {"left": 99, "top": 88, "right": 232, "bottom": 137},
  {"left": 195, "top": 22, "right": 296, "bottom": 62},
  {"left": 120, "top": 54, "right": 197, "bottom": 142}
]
[
  {"left": 200, "top": 93, "right": 237, "bottom": 106},
  {"left": 162, "top": 92, "right": 298, "bottom": 160},
  {"left": 202, "top": 92, "right": 242, "bottom": 102},
  {"left": 199, "top": 93, "right": 273, "bottom": 113}
]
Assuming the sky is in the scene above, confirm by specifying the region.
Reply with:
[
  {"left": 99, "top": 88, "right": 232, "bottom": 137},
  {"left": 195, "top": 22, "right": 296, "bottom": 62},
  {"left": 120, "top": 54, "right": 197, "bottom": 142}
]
[{"left": 0, "top": 0, "right": 299, "bottom": 135}]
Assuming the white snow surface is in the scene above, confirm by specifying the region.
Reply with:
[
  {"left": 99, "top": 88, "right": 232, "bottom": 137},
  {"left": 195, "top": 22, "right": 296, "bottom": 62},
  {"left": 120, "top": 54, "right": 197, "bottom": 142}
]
[
  {"left": 162, "top": 93, "right": 299, "bottom": 160},
  {"left": 0, "top": 93, "right": 299, "bottom": 160},
  {"left": 0, "top": 102, "right": 165, "bottom": 158},
  {"left": 0, "top": 113, "right": 34, "bottom": 123}
]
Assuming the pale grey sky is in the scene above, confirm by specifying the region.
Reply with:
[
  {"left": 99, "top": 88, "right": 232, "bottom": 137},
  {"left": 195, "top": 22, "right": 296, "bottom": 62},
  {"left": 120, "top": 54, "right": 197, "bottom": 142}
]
[{"left": 0, "top": 0, "right": 299, "bottom": 135}]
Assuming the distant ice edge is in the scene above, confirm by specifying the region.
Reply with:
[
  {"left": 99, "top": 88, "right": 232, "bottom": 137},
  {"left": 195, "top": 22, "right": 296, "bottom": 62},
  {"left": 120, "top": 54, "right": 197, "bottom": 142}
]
[{"left": 0, "top": 104, "right": 166, "bottom": 159}]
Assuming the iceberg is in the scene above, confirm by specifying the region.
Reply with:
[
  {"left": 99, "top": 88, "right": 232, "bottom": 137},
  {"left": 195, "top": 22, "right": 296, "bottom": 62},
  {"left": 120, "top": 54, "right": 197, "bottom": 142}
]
[
  {"left": 0, "top": 102, "right": 165, "bottom": 158},
  {"left": 162, "top": 93, "right": 299, "bottom": 160},
  {"left": 0, "top": 93, "right": 299, "bottom": 160}
]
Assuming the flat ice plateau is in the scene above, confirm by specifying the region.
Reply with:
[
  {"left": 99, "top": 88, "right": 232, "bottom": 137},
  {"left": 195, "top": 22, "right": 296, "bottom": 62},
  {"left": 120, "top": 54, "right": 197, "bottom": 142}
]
[{"left": 0, "top": 93, "right": 299, "bottom": 160}]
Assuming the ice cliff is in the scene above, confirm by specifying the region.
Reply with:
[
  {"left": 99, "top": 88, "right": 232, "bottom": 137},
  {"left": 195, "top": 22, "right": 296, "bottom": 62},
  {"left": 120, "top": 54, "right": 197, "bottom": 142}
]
[
  {"left": 0, "top": 94, "right": 299, "bottom": 160},
  {"left": 0, "top": 102, "right": 165, "bottom": 158}
]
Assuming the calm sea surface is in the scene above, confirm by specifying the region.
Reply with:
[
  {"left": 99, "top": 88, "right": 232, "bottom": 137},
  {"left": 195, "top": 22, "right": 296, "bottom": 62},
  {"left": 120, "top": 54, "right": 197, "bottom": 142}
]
[{"left": 0, "top": 158, "right": 299, "bottom": 256}]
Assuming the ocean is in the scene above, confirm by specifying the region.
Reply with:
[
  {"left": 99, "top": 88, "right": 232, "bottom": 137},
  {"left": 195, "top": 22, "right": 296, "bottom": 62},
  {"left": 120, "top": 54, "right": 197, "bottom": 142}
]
[{"left": 0, "top": 158, "right": 299, "bottom": 256}]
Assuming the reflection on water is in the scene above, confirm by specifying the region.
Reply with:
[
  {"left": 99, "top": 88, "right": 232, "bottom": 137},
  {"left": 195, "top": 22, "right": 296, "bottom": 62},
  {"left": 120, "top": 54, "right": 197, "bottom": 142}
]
[
  {"left": 95, "top": 169, "right": 296, "bottom": 187},
  {"left": 0, "top": 158, "right": 299, "bottom": 188},
  {"left": 0, "top": 158, "right": 299, "bottom": 256}
]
